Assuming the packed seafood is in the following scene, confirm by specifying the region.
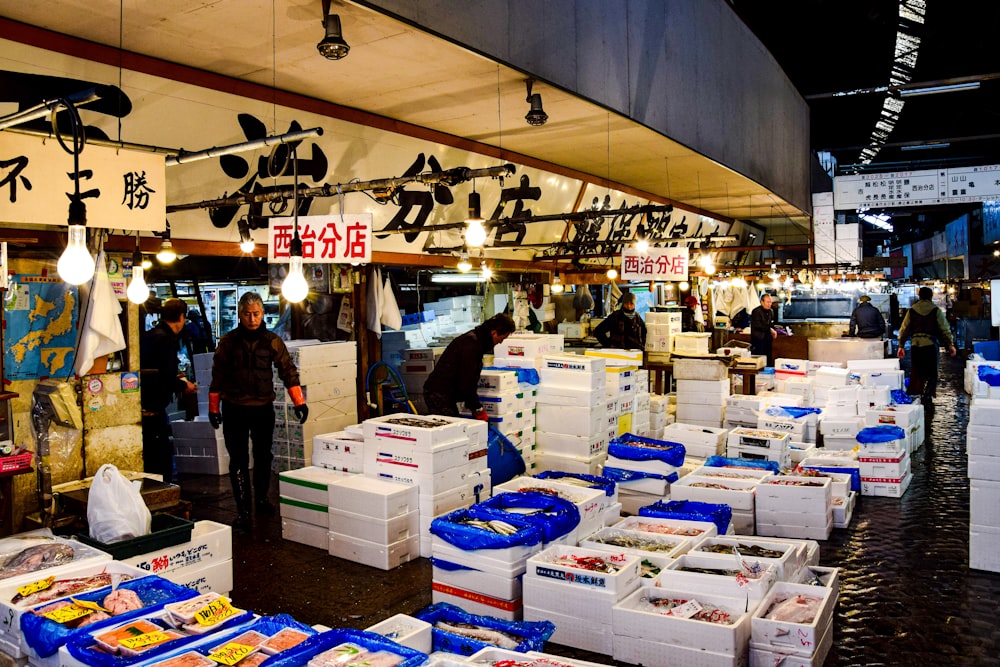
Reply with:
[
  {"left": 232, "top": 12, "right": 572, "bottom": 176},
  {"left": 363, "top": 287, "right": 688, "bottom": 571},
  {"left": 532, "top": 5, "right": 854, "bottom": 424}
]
[
  {"left": 763, "top": 593, "right": 822, "bottom": 623},
  {"left": 155, "top": 652, "right": 215, "bottom": 667},
  {"left": 588, "top": 533, "right": 679, "bottom": 553},
  {"left": 455, "top": 517, "right": 520, "bottom": 535},
  {"left": 763, "top": 479, "right": 825, "bottom": 487},
  {"left": 688, "top": 482, "right": 753, "bottom": 491},
  {"left": 12, "top": 572, "right": 127, "bottom": 606},
  {"left": 640, "top": 559, "right": 662, "bottom": 578},
  {"left": 435, "top": 621, "right": 524, "bottom": 649},
  {"left": 259, "top": 627, "right": 310, "bottom": 654},
  {"left": 0, "top": 543, "right": 75, "bottom": 580},
  {"left": 639, "top": 596, "right": 736, "bottom": 624},
  {"left": 550, "top": 554, "right": 620, "bottom": 574},
  {"left": 384, "top": 416, "right": 450, "bottom": 428},
  {"left": 104, "top": 588, "right": 144, "bottom": 615},
  {"left": 308, "top": 642, "right": 405, "bottom": 667},
  {"left": 33, "top": 600, "right": 111, "bottom": 628},
  {"left": 32, "top": 586, "right": 147, "bottom": 627},
  {"left": 629, "top": 522, "right": 706, "bottom": 537},
  {"left": 697, "top": 543, "right": 786, "bottom": 559}
]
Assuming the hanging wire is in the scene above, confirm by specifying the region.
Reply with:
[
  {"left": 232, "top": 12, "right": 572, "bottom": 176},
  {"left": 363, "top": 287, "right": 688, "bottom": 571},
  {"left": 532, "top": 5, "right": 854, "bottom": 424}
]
[{"left": 117, "top": 0, "right": 123, "bottom": 144}]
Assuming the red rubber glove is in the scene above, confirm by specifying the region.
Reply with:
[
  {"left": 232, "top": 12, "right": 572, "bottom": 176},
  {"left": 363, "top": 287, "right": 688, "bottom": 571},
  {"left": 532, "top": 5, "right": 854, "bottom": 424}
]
[
  {"left": 208, "top": 392, "right": 222, "bottom": 429},
  {"left": 474, "top": 408, "right": 489, "bottom": 421}
]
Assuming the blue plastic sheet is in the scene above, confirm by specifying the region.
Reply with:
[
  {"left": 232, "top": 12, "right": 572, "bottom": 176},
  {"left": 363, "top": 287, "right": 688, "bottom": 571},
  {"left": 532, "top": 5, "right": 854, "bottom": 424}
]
[
  {"left": 890, "top": 390, "right": 913, "bottom": 404},
  {"left": 801, "top": 465, "right": 861, "bottom": 492},
  {"left": 764, "top": 406, "right": 822, "bottom": 419},
  {"left": 483, "top": 366, "right": 540, "bottom": 385},
  {"left": 979, "top": 365, "right": 1000, "bottom": 387},
  {"left": 21, "top": 575, "right": 199, "bottom": 658},
  {"left": 487, "top": 426, "right": 526, "bottom": 486},
  {"left": 414, "top": 602, "right": 554, "bottom": 655},
  {"left": 856, "top": 425, "right": 907, "bottom": 443},
  {"left": 608, "top": 433, "right": 686, "bottom": 466},
  {"left": 602, "top": 466, "right": 679, "bottom": 485},
  {"left": 704, "top": 455, "right": 780, "bottom": 474},
  {"left": 266, "top": 626, "right": 427, "bottom": 667},
  {"left": 152, "top": 615, "right": 317, "bottom": 666},
  {"left": 640, "top": 499, "right": 732, "bottom": 535},
  {"left": 430, "top": 507, "right": 543, "bottom": 550},
  {"left": 535, "top": 471, "right": 617, "bottom": 497},
  {"left": 475, "top": 491, "right": 580, "bottom": 542}
]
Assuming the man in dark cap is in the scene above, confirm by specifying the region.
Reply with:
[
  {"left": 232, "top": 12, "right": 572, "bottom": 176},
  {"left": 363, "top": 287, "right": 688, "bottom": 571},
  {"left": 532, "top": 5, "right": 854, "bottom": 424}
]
[
  {"left": 849, "top": 295, "right": 886, "bottom": 338},
  {"left": 594, "top": 291, "right": 646, "bottom": 349},
  {"left": 897, "top": 286, "right": 957, "bottom": 400},
  {"left": 681, "top": 295, "right": 703, "bottom": 332}
]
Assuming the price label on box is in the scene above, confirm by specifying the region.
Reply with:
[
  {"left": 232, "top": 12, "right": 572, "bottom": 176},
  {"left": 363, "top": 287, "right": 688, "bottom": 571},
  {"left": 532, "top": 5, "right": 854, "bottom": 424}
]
[
  {"left": 42, "top": 604, "right": 93, "bottom": 624},
  {"left": 17, "top": 576, "right": 54, "bottom": 598},
  {"left": 195, "top": 597, "right": 237, "bottom": 626},
  {"left": 208, "top": 642, "right": 256, "bottom": 665},
  {"left": 120, "top": 631, "right": 172, "bottom": 650}
]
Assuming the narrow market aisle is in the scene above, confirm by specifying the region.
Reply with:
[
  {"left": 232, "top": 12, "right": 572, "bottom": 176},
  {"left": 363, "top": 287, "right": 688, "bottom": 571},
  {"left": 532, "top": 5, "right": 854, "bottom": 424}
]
[{"left": 178, "top": 353, "right": 1000, "bottom": 666}]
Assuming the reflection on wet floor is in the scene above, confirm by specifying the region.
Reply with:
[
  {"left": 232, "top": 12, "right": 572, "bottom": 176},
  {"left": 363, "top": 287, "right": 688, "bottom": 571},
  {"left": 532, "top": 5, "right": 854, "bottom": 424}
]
[{"left": 178, "top": 353, "right": 1000, "bottom": 665}]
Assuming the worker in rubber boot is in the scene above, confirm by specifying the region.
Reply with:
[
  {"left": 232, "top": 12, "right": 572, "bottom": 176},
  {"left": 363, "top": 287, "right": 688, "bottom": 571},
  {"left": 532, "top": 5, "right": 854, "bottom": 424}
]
[
  {"left": 208, "top": 292, "right": 307, "bottom": 531},
  {"left": 897, "top": 286, "right": 957, "bottom": 402}
]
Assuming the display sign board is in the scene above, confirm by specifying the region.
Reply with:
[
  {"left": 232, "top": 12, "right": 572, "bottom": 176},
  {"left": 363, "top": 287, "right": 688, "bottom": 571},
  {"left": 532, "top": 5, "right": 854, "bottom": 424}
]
[
  {"left": 0, "top": 131, "right": 165, "bottom": 230},
  {"left": 268, "top": 214, "right": 372, "bottom": 263},
  {"left": 834, "top": 164, "right": 1000, "bottom": 209},
  {"left": 861, "top": 255, "right": 908, "bottom": 270},
  {"left": 620, "top": 246, "right": 689, "bottom": 281}
]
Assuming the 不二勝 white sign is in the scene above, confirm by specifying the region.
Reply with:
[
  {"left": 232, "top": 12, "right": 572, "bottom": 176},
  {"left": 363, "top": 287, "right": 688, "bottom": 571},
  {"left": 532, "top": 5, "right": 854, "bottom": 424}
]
[
  {"left": 621, "top": 246, "right": 689, "bottom": 281},
  {"left": 268, "top": 214, "right": 373, "bottom": 263}
]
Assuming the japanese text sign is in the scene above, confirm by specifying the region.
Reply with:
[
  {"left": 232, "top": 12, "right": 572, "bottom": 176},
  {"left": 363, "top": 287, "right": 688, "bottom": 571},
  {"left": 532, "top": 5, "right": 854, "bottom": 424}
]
[
  {"left": 0, "top": 131, "right": 165, "bottom": 230},
  {"left": 621, "top": 247, "right": 689, "bottom": 281},
  {"left": 268, "top": 214, "right": 372, "bottom": 263}
]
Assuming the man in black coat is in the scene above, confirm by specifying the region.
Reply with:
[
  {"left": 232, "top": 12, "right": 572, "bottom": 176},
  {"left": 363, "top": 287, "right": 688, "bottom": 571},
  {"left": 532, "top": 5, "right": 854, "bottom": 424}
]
[
  {"left": 593, "top": 292, "right": 646, "bottom": 349},
  {"left": 849, "top": 295, "right": 886, "bottom": 338},
  {"left": 750, "top": 293, "right": 777, "bottom": 365}
]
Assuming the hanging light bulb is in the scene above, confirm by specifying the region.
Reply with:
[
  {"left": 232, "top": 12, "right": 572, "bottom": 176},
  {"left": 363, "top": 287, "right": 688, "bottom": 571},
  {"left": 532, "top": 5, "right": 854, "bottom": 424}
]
[
  {"left": 634, "top": 223, "right": 649, "bottom": 253},
  {"left": 551, "top": 273, "right": 564, "bottom": 293},
  {"left": 704, "top": 264, "right": 716, "bottom": 276},
  {"left": 731, "top": 276, "right": 748, "bottom": 288},
  {"left": 457, "top": 250, "right": 472, "bottom": 273},
  {"left": 141, "top": 257, "right": 153, "bottom": 270},
  {"left": 238, "top": 217, "right": 255, "bottom": 253},
  {"left": 607, "top": 267, "right": 618, "bottom": 280},
  {"left": 281, "top": 148, "right": 309, "bottom": 303},
  {"left": 679, "top": 280, "right": 690, "bottom": 292},
  {"left": 126, "top": 240, "right": 149, "bottom": 305},
  {"left": 464, "top": 191, "right": 487, "bottom": 248},
  {"left": 156, "top": 222, "right": 177, "bottom": 264},
  {"left": 481, "top": 260, "right": 493, "bottom": 280},
  {"left": 57, "top": 215, "right": 96, "bottom": 286}
]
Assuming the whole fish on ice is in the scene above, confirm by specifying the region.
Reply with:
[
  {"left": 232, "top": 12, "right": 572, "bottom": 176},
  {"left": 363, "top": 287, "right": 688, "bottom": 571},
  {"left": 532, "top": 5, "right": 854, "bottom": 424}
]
[{"left": 0, "top": 543, "right": 75, "bottom": 580}]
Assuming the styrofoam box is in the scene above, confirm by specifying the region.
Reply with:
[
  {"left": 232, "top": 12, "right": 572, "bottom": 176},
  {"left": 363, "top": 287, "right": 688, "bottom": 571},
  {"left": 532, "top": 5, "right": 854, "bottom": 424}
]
[
  {"left": 534, "top": 430, "right": 608, "bottom": 457},
  {"left": 832, "top": 492, "right": 856, "bottom": 527},
  {"left": 282, "top": 516, "right": 330, "bottom": 550},
  {"left": 494, "top": 478, "right": 608, "bottom": 535},
  {"left": 432, "top": 584, "right": 522, "bottom": 621},
  {"left": 657, "top": 553, "right": 776, "bottom": 605},
  {"left": 727, "top": 444, "right": 791, "bottom": 469},
  {"left": 581, "top": 527, "right": 694, "bottom": 575},
  {"left": 327, "top": 474, "right": 418, "bottom": 519},
  {"left": 670, "top": 475, "right": 758, "bottom": 511},
  {"left": 970, "top": 478, "right": 1000, "bottom": 525},
  {"left": 586, "top": 347, "right": 644, "bottom": 363},
  {"left": 525, "top": 544, "right": 641, "bottom": 600},
  {"left": 675, "top": 404, "right": 725, "bottom": 424},
  {"left": 118, "top": 520, "right": 232, "bottom": 578},
  {"left": 728, "top": 427, "right": 790, "bottom": 451},
  {"left": 524, "top": 604, "right": 613, "bottom": 655},
  {"left": 820, "top": 417, "right": 864, "bottom": 437},
  {"left": 751, "top": 581, "right": 836, "bottom": 656},
  {"left": 329, "top": 507, "right": 419, "bottom": 545},
  {"left": 676, "top": 378, "right": 730, "bottom": 398},
  {"left": 539, "top": 367, "right": 606, "bottom": 390},
  {"left": 749, "top": 618, "right": 832, "bottom": 667},
  {"left": 611, "top": 472, "right": 669, "bottom": 497},
  {"left": 613, "top": 585, "right": 754, "bottom": 657},
  {"left": 279, "top": 466, "right": 353, "bottom": 506},
  {"left": 688, "top": 466, "right": 771, "bottom": 483},
  {"left": 970, "top": 523, "right": 1000, "bottom": 573},
  {"left": 774, "top": 358, "right": 809, "bottom": 376},
  {"left": 431, "top": 532, "right": 541, "bottom": 575},
  {"left": 858, "top": 452, "right": 910, "bottom": 479},
  {"left": 536, "top": 404, "right": 607, "bottom": 437},
  {"left": 362, "top": 435, "right": 471, "bottom": 477},
  {"left": 287, "top": 340, "right": 356, "bottom": 366},
  {"left": 533, "top": 450, "right": 605, "bottom": 476},
  {"left": 968, "top": 453, "right": 1000, "bottom": 481},
  {"left": 790, "top": 444, "right": 816, "bottom": 464},
  {"left": 967, "top": 424, "right": 1000, "bottom": 456},
  {"left": 691, "top": 536, "right": 801, "bottom": 581},
  {"left": 730, "top": 508, "right": 756, "bottom": 536},
  {"left": 614, "top": 633, "right": 746, "bottom": 667},
  {"left": 432, "top": 557, "right": 523, "bottom": 601},
  {"left": 864, "top": 406, "right": 919, "bottom": 428},
  {"left": 663, "top": 422, "right": 729, "bottom": 451},
  {"left": 372, "top": 459, "right": 468, "bottom": 495},
  {"left": 312, "top": 431, "right": 365, "bottom": 473},
  {"left": 419, "top": 482, "right": 476, "bottom": 517},
  {"left": 479, "top": 369, "right": 519, "bottom": 395},
  {"left": 162, "top": 556, "right": 234, "bottom": 596},
  {"left": 280, "top": 496, "right": 329, "bottom": 527},
  {"left": 497, "top": 336, "right": 556, "bottom": 358},
  {"left": 614, "top": 515, "right": 718, "bottom": 540},
  {"left": 757, "top": 475, "right": 830, "bottom": 506},
  {"left": 362, "top": 414, "right": 470, "bottom": 447},
  {"left": 329, "top": 532, "right": 418, "bottom": 570},
  {"left": 542, "top": 353, "right": 606, "bottom": 373},
  {"left": 860, "top": 472, "right": 912, "bottom": 498},
  {"left": 365, "top": 613, "right": 433, "bottom": 654}
]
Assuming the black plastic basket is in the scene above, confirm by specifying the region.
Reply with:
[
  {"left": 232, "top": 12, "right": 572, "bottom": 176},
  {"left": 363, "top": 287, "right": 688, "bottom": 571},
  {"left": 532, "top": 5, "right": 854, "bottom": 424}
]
[{"left": 74, "top": 513, "right": 194, "bottom": 559}]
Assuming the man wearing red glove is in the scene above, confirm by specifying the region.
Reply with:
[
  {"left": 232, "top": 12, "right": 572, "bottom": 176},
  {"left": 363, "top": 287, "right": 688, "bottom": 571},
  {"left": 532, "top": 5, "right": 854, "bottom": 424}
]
[
  {"left": 423, "top": 313, "right": 516, "bottom": 419},
  {"left": 208, "top": 292, "right": 306, "bottom": 531}
]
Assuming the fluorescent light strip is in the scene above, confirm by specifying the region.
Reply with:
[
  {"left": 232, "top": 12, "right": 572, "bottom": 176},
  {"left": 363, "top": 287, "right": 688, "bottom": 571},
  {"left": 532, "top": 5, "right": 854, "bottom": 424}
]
[
  {"left": 899, "top": 82, "right": 980, "bottom": 97},
  {"left": 430, "top": 272, "right": 489, "bottom": 284},
  {"left": 900, "top": 142, "right": 950, "bottom": 151}
]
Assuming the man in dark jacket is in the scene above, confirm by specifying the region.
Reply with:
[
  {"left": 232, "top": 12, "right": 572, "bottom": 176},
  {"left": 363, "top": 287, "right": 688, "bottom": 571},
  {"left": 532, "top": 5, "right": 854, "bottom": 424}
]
[
  {"left": 897, "top": 286, "right": 957, "bottom": 400},
  {"left": 140, "top": 298, "right": 197, "bottom": 484},
  {"left": 750, "top": 293, "right": 777, "bottom": 365},
  {"left": 593, "top": 292, "right": 646, "bottom": 349},
  {"left": 423, "top": 314, "right": 516, "bottom": 418},
  {"left": 849, "top": 295, "right": 886, "bottom": 338},
  {"left": 209, "top": 292, "right": 308, "bottom": 530}
]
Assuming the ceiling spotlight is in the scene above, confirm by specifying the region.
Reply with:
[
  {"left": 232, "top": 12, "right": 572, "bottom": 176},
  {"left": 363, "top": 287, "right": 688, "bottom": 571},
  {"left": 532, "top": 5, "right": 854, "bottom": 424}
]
[
  {"left": 317, "top": 0, "right": 349, "bottom": 60},
  {"left": 238, "top": 217, "right": 255, "bottom": 253},
  {"left": 155, "top": 221, "right": 177, "bottom": 264},
  {"left": 525, "top": 79, "right": 548, "bottom": 127},
  {"left": 679, "top": 281, "right": 690, "bottom": 292},
  {"left": 635, "top": 223, "right": 649, "bottom": 253},
  {"left": 465, "top": 191, "right": 488, "bottom": 247},
  {"left": 457, "top": 249, "right": 472, "bottom": 273},
  {"left": 607, "top": 267, "right": 618, "bottom": 280},
  {"left": 551, "top": 273, "right": 564, "bottom": 294},
  {"left": 481, "top": 261, "right": 493, "bottom": 281}
]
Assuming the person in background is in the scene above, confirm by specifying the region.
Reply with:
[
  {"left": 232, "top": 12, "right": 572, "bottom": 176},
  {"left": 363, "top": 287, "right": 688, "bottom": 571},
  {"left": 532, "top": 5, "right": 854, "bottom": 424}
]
[
  {"left": 681, "top": 295, "right": 703, "bottom": 332},
  {"left": 424, "top": 313, "right": 517, "bottom": 419},
  {"left": 897, "top": 286, "right": 957, "bottom": 400},
  {"left": 593, "top": 291, "right": 646, "bottom": 349},
  {"left": 750, "top": 292, "right": 777, "bottom": 365},
  {"left": 209, "top": 292, "right": 308, "bottom": 531},
  {"left": 848, "top": 295, "right": 886, "bottom": 338},
  {"left": 140, "top": 298, "right": 197, "bottom": 485},
  {"left": 184, "top": 308, "right": 213, "bottom": 354}
]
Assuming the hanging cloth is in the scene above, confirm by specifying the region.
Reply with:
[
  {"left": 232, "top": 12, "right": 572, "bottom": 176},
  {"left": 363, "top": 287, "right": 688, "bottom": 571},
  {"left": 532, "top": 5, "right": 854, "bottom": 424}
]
[
  {"left": 747, "top": 283, "right": 762, "bottom": 312},
  {"left": 74, "top": 251, "right": 126, "bottom": 376},
  {"left": 380, "top": 273, "right": 402, "bottom": 331},
  {"left": 366, "top": 266, "right": 383, "bottom": 339}
]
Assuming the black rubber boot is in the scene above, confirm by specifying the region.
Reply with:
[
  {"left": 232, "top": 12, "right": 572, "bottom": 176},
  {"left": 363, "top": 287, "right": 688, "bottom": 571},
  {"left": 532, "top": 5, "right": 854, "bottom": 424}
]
[
  {"left": 253, "top": 466, "right": 276, "bottom": 515},
  {"left": 230, "top": 469, "right": 253, "bottom": 531}
]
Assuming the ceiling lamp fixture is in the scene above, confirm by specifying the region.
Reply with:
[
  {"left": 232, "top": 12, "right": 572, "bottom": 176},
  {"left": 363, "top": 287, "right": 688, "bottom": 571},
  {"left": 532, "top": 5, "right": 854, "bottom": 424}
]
[
  {"left": 464, "top": 186, "right": 488, "bottom": 248},
  {"left": 679, "top": 280, "right": 690, "bottom": 292},
  {"left": 480, "top": 260, "right": 493, "bottom": 281},
  {"left": 317, "top": 0, "right": 350, "bottom": 60},
  {"left": 606, "top": 267, "right": 618, "bottom": 280},
  {"left": 238, "top": 217, "right": 255, "bottom": 253},
  {"left": 634, "top": 223, "right": 649, "bottom": 253},
  {"left": 126, "top": 235, "right": 149, "bottom": 305},
  {"left": 524, "top": 79, "right": 548, "bottom": 127},
  {"left": 281, "top": 148, "right": 309, "bottom": 303},
  {"left": 53, "top": 98, "right": 95, "bottom": 286},
  {"left": 457, "top": 249, "right": 472, "bottom": 273},
  {"left": 155, "top": 221, "right": 177, "bottom": 264},
  {"left": 551, "top": 273, "right": 564, "bottom": 294},
  {"left": 730, "top": 276, "right": 748, "bottom": 288}
]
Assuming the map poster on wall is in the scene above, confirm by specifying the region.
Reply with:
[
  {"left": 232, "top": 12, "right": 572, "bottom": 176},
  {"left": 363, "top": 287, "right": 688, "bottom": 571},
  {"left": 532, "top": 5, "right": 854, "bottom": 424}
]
[{"left": 4, "top": 277, "right": 78, "bottom": 380}]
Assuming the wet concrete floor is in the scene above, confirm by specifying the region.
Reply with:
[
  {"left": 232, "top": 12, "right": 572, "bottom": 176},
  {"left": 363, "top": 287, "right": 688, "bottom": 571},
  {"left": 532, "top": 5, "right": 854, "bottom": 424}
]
[{"left": 178, "top": 354, "right": 1000, "bottom": 665}]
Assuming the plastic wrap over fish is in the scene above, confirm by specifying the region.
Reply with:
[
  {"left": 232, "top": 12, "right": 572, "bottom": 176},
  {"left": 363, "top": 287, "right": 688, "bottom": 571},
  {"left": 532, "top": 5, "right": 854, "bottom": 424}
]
[
  {"left": 266, "top": 625, "right": 426, "bottom": 667},
  {"left": 640, "top": 499, "right": 733, "bottom": 536},
  {"left": 430, "top": 508, "right": 543, "bottom": 551},
  {"left": 608, "top": 433, "right": 686, "bottom": 466},
  {"left": 0, "top": 531, "right": 107, "bottom": 582},
  {"left": 474, "top": 491, "right": 580, "bottom": 542},
  {"left": 856, "top": 424, "right": 907, "bottom": 443},
  {"left": 602, "top": 466, "right": 679, "bottom": 485},
  {"left": 704, "top": 455, "right": 780, "bottom": 474},
  {"left": 415, "top": 602, "right": 554, "bottom": 655},
  {"left": 535, "top": 471, "right": 617, "bottom": 497}
]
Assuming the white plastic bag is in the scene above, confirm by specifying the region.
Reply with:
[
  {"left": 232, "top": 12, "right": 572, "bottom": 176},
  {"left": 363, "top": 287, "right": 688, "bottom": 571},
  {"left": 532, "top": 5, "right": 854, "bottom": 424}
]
[
  {"left": 380, "top": 275, "right": 403, "bottom": 330},
  {"left": 87, "top": 464, "right": 152, "bottom": 543}
]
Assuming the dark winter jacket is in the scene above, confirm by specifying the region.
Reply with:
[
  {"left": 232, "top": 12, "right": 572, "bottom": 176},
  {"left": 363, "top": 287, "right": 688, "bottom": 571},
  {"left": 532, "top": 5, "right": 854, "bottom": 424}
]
[
  {"left": 849, "top": 302, "right": 886, "bottom": 338},
  {"left": 423, "top": 322, "right": 496, "bottom": 411},
  {"left": 593, "top": 309, "right": 646, "bottom": 349},
  {"left": 210, "top": 325, "right": 300, "bottom": 406},
  {"left": 140, "top": 321, "right": 187, "bottom": 412}
]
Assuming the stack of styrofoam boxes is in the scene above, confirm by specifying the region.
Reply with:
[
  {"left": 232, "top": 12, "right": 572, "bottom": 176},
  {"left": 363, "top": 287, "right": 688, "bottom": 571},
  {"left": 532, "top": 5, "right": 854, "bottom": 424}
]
[
  {"left": 671, "top": 331, "right": 712, "bottom": 355},
  {"left": 585, "top": 348, "right": 645, "bottom": 437},
  {"left": 475, "top": 374, "right": 529, "bottom": 444},
  {"left": 968, "top": 398, "right": 1000, "bottom": 572},
  {"left": 534, "top": 354, "right": 609, "bottom": 475},
  {"left": 582, "top": 524, "right": 697, "bottom": 587},
  {"left": 327, "top": 473, "right": 421, "bottom": 569},
  {"left": 171, "top": 418, "right": 229, "bottom": 476},
  {"left": 661, "top": 422, "right": 728, "bottom": 468},
  {"left": 191, "top": 352, "right": 214, "bottom": 416},
  {"left": 965, "top": 358, "right": 1000, "bottom": 396},
  {"left": 122, "top": 520, "right": 234, "bottom": 596},
  {"left": 865, "top": 402, "right": 924, "bottom": 455},
  {"left": 725, "top": 393, "right": 762, "bottom": 430},
  {"left": 819, "top": 385, "right": 864, "bottom": 450},
  {"left": 495, "top": 475, "right": 610, "bottom": 545},
  {"left": 749, "top": 577, "right": 837, "bottom": 666},
  {"left": 670, "top": 469, "right": 758, "bottom": 535},
  {"left": 479, "top": 369, "right": 532, "bottom": 467},
  {"left": 848, "top": 358, "right": 905, "bottom": 394},
  {"left": 524, "top": 544, "right": 642, "bottom": 654},
  {"left": 687, "top": 464, "right": 776, "bottom": 534},
  {"left": 604, "top": 435, "right": 685, "bottom": 515},
  {"left": 811, "top": 365, "right": 848, "bottom": 407},
  {"left": 274, "top": 340, "right": 358, "bottom": 472},
  {"left": 644, "top": 311, "right": 683, "bottom": 360},
  {"left": 361, "top": 414, "right": 487, "bottom": 558},
  {"left": 278, "top": 466, "right": 353, "bottom": 550},
  {"left": 397, "top": 347, "right": 443, "bottom": 413},
  {"left": 312, "top": 428, "right": 364, "bottom": 474},
  {"left": 799, "top": 448, "right": 860, "bottom": 495},
  {"left": 727, "top": 427, "right": 791, "bottom": 470},
  {"left": 517, "top": 376, "right": 538, "bottom": 467},
  {"left": 756, "top": 474, "right": 833, "bottom": 540},
  {"left": 446, "top": 294, "right": 484, "bottom": 331},
  {"left": 674, "top": 358, "right": 729, "bottom": 428},
  {"left": 493, "top": 333, "right": 564, "bottom": 370},
  {"left": 656, "top": 549, "right": 777, "bottom": 616},
  {"left": 758, "top": 406, "right": 818, "bottom": 464},
  {"left": 634, "top": 368, "right": 651, "bottom": 436},
  {"left": 648, "top": 394, "right": 670, "bottom": 439},
  {"left": 855, "top": 424, "right": 911, "bottom": 498},
  {"left": 774, "top": 359, "right": 814, "bottom": 407}
]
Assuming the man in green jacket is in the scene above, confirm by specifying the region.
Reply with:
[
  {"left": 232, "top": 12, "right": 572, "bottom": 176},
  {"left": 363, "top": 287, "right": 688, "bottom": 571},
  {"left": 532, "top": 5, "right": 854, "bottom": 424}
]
[{"left": 897, "top": 286, "right": 957, "bottom": 400}]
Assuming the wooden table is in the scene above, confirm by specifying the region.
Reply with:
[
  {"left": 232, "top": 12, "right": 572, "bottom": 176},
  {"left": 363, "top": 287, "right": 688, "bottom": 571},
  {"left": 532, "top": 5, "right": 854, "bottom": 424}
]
[{"left": 645, "top": 361, "right": 759, "bottom": 395}]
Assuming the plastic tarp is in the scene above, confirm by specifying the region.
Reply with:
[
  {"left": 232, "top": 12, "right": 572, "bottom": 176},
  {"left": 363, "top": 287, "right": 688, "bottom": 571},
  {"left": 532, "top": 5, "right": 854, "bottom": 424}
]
[
  {"left": 856, "top": 425, "right": 907, "bottom": 443},
  {"left": 414, "top": 602, "right": 554, "bottom": 655},
  {"left": 979, "top": 365, "right": 1000, "bottom": 386},
  {"left": 151, "top": 614, "right": 317, "bottom": 666},
  {"left": 640, "top": 499, "right": 733, "bottom": 535},
  {"left": 0, "top": 532, "right": 109, "bottom": 583},
  {"left": 764, "top": 406, "right": 822, "bottom": 419},
  {"left": 704, "top": 455, "right": 780, "bottom": 474},
  {"left": 602, "top": 466, "right": 679, "bottom": 485},
  {"left": 475, "top": 491, "right": 580, "bottom": 542},
  {"left": 487, "top": 427, "right": 526, "bottom": 486},
  {"left": 428, "top": 558, "right": 475, "bottom": 572},
  {"left": 608, "top": 434, "right": 686, "bottom": 467},
  {"left": 891, "top": 390, "right": 913, "bottom": 404},
  {"left": 261, "top": 625, "right": 425, "bottom": 667},
  {"left": 21, "top": 575, "right": 199, "bottom": 658},
  {"left": 429, "top": 507, "right": 543, "bottom": 551},
  {"left": 535, "top": 471, "right": 617, "bottom": 497},
  {"left": 483, "top": 366, "right": 541, "bottom": 385}
]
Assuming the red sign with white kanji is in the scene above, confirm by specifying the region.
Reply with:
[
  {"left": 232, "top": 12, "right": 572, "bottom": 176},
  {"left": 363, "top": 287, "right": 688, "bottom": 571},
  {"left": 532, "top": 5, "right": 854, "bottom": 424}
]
[
  {"left": 268, "top": 214, "right": 372, "bottom": 263},
  {"left": 621, "top": 247, "right": 689, "bottom": 281}
]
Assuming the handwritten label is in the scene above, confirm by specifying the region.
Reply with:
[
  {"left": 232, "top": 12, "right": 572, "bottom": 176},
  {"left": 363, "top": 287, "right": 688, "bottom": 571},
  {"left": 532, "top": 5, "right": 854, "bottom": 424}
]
[
  {"left": 207, "top": 642, "right": 255, "bottom": 665},
  {"left": 71, "top": 598, "right": 111, "bottom": 614},
  {"left": 667, "top": 600, "right": 702, "bottom": 619},
  {"left": 17, "top": 577, "right": 55, "bottom": 598},
  {"left": 120, "top": 631, "right": 172, "bottom": 650},
  {"left": 194, "top": 597, "right": 237, "bottom": 626},
  {"left": 42, "top": 605, "right": 93, "bottom": 624}
]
